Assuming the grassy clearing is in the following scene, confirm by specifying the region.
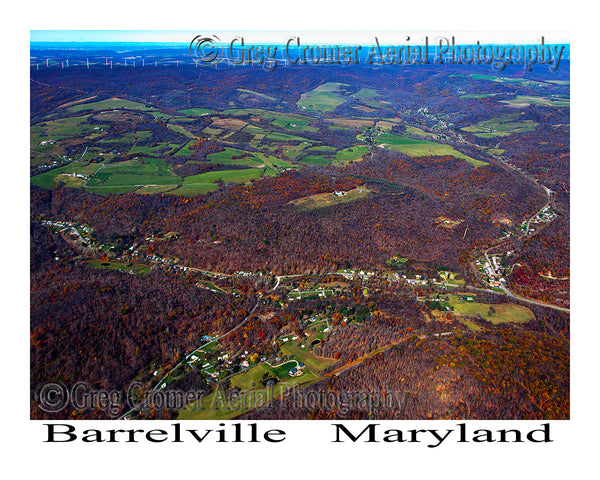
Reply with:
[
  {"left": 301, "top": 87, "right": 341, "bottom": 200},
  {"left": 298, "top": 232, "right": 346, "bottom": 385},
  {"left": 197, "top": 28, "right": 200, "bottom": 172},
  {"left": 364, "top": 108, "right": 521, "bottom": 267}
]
[
  {"left": 375, "top": 133, "right": 488, "bottom": 167},
  {"left": 329, "top": 118, "right": 374, "bottom": 129},
  {"left": 279, "top": 343, "right": 336, "bottom": 373},
  {"left": 271, "top": 116, "right": 318, "bottom": 133},
  {"left": 207, "top": 148, "right": 248, "bottom": 161},
  {"left": 177, "top": 370, "right": 318, "bottom": 420},
  {"left": 32, "top": 115, "right": 103, "bottom": 140},
  {"left": 84, "top": 185, "right": 139, "bottom": 194},
  {"left": 167, "top": 123, "right": 197, "bottom": 138},
  {"left": 182, "top": 168, "right": 262, "bottom": 185},
  {"left": 353, "top": 88, "right": 378, "bottom": 99},
  {"left": 469, "top": 74, "right": 549, "bottom": 88},
  {"left": 297, "top": 82, "right": 348, "bottom": 112},
  {"left": 447, "top": 294, "right": 535, "bottom": 324},
  {"left": 68, "top": 98, "right": 155, "bottom": 113},
  {"left": 128, "top": 142, "right": 176, "bottom": 155},
  {"left": 290, "top": 186, "right": 372, "bottom": 210},
  {"left": 405, "top": 126, "right": 438, "bottom": 139},
  {"left": 167, "top": 184, "right": 219, "bottom": 196},
  {"left": 264, "top": 131, "right": 311, "bottom": 143},
  {"left": 300, "top": 145, "right": 368, "bottom": 166},
  {"left": 501, "top": 95, "right": 570, "bottom": 108},
  {"left": 460, "top": 93, "right": 498, "bottom": 99},
  {"left": 461, "top": 113, "right": 538, "bottom": 138},
  {"left": 438, "top": 271, "right": 465, "bottom": 285},
  {"left": 251, "top": 152, "right": 297, "bottom": 169},
  {"left": 102, "top": 173, "right": 180, "bottom": 187},
  {"left": 85, "top": 259, "right": 151, "bottom": 274},
  {"left": 101, "top": 159, "right": 173, "bottom": 176},
  {"left": 237, "top": 88, "right": 278, "bottom": 102},
  {"left": 136, "top": 185, "right": 178, "bottom": 194},
  {"left": 177, "top": 107, "right": 215, "bottom": 116}
]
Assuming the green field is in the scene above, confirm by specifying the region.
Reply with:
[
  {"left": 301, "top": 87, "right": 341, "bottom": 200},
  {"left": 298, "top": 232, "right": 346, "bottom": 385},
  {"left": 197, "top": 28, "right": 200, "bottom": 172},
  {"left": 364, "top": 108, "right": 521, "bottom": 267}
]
[
  {"left": 264, "top": 131, "right": 311, "bottom": 143},
  {"left": 405, "top": 126, "right": 438, "bottom": 139},
  {"left": 77, "top": 159, "right": 182, "bottom": 189},
  {"left": 297, "top": 82, "right": 349, "bottom": 112},
  {"left": 501, "top": 95, "right": 570, "bottom": 108},
  {"left": 101, "top": 159, "right": 173, "bottom": 176},
  {"left": 84, "top": 185, "right": 140, "bottom": 194},
  {"left": 136, "top": 185, "right": 178, "bottom": 194},
  {"left": 32, "top": 115, "right": 103, "bottom": 140},
  {"left": 469, "top": 74, "right": 550, "bottom": 88},
  {"left": 167, "top": 123, "right": 197, "bottom": 138},
  {"left": 375, "top": 133, "right": 488, "bottom": 167},
  {"left": 447, "top": 294, "right": 535, "bottom": 324},
  {"left": 177, "top": 369, "right": 318, "bottom": 420},
  {"left": 251, "top": 152, "right": 297, "bottom": 169},
  {"left": 207, "top": 148, "right": 249, "bottom": 162},
  {"left": 279, "top": 342, "right": 336, "bottom": 373},
  {"left": 182, "top": 168, "right": 262, "bottom": 185},
  {"left": 31, "top": 160, "right": 106, "bottom": 189},
  {"left": 353, "top": 88, "right": 378, "bottom": 99},
  {"left": 300, "top": 145, "right": 368, "bottom": 166},
  {"left": 177, "top": 107, "right": 215, "bottom": 116},
  {"left": 461, "top": 113, "right": 539, "bottom": 138},
  {"left": 102, "top": 173, "right": 180, "bottom": 187},
  {"left": 271, "top": 116, "right": 318, "bottom": 133},
  {"left": 167, "top": 184, "right": 219, "bottom": 197}
]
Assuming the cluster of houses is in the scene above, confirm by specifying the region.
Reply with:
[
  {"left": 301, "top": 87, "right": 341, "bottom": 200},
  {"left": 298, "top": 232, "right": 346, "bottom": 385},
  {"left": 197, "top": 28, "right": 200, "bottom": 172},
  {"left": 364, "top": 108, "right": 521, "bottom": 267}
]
[{"left": 476, "top": 256, "right": 506, "bottom": 288}]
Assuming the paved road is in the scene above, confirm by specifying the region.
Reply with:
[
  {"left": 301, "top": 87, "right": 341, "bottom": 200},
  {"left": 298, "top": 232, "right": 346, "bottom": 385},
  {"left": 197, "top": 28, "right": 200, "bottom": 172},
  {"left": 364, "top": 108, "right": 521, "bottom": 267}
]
[{"left": 119, "top": 274, "right": 282, "bottom": 419}]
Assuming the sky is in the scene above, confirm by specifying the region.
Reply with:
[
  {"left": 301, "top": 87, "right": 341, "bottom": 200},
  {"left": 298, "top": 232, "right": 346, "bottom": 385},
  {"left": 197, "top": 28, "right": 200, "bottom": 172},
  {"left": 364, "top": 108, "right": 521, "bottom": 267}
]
[{"left": 30, "top": 30, "right": 569, "bottom": 45}]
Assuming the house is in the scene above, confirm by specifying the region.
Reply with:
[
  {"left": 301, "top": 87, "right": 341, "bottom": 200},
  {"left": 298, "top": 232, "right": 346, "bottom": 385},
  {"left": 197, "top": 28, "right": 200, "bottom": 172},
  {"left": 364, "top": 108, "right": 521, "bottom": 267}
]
[{"left": 241, "top": 360, "right": 249, "bottom": 368}]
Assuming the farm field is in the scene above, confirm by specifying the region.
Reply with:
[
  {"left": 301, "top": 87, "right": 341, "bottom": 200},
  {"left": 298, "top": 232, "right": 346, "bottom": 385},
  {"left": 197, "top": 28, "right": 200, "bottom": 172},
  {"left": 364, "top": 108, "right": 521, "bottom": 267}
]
[
  {"left": 374, "top": 133, "right": 488, "bottom": 167},
  {"left": 297, "top": 82, "right": 349, "bottom": 112},
  {"left": 461, "top": 113, "right": 539, "bottom": 138},
  {"left": 300, "top": 146, "right": 368, "bottom": 166},
  {"left": 182, "top": 168, "right": 262, "bottom": 185},
  {"left": 501, "top": 95, "right": 570, "bottom": 108},
  {"left": 445, "top": 294, "right": 535, "bottom": 324}
]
